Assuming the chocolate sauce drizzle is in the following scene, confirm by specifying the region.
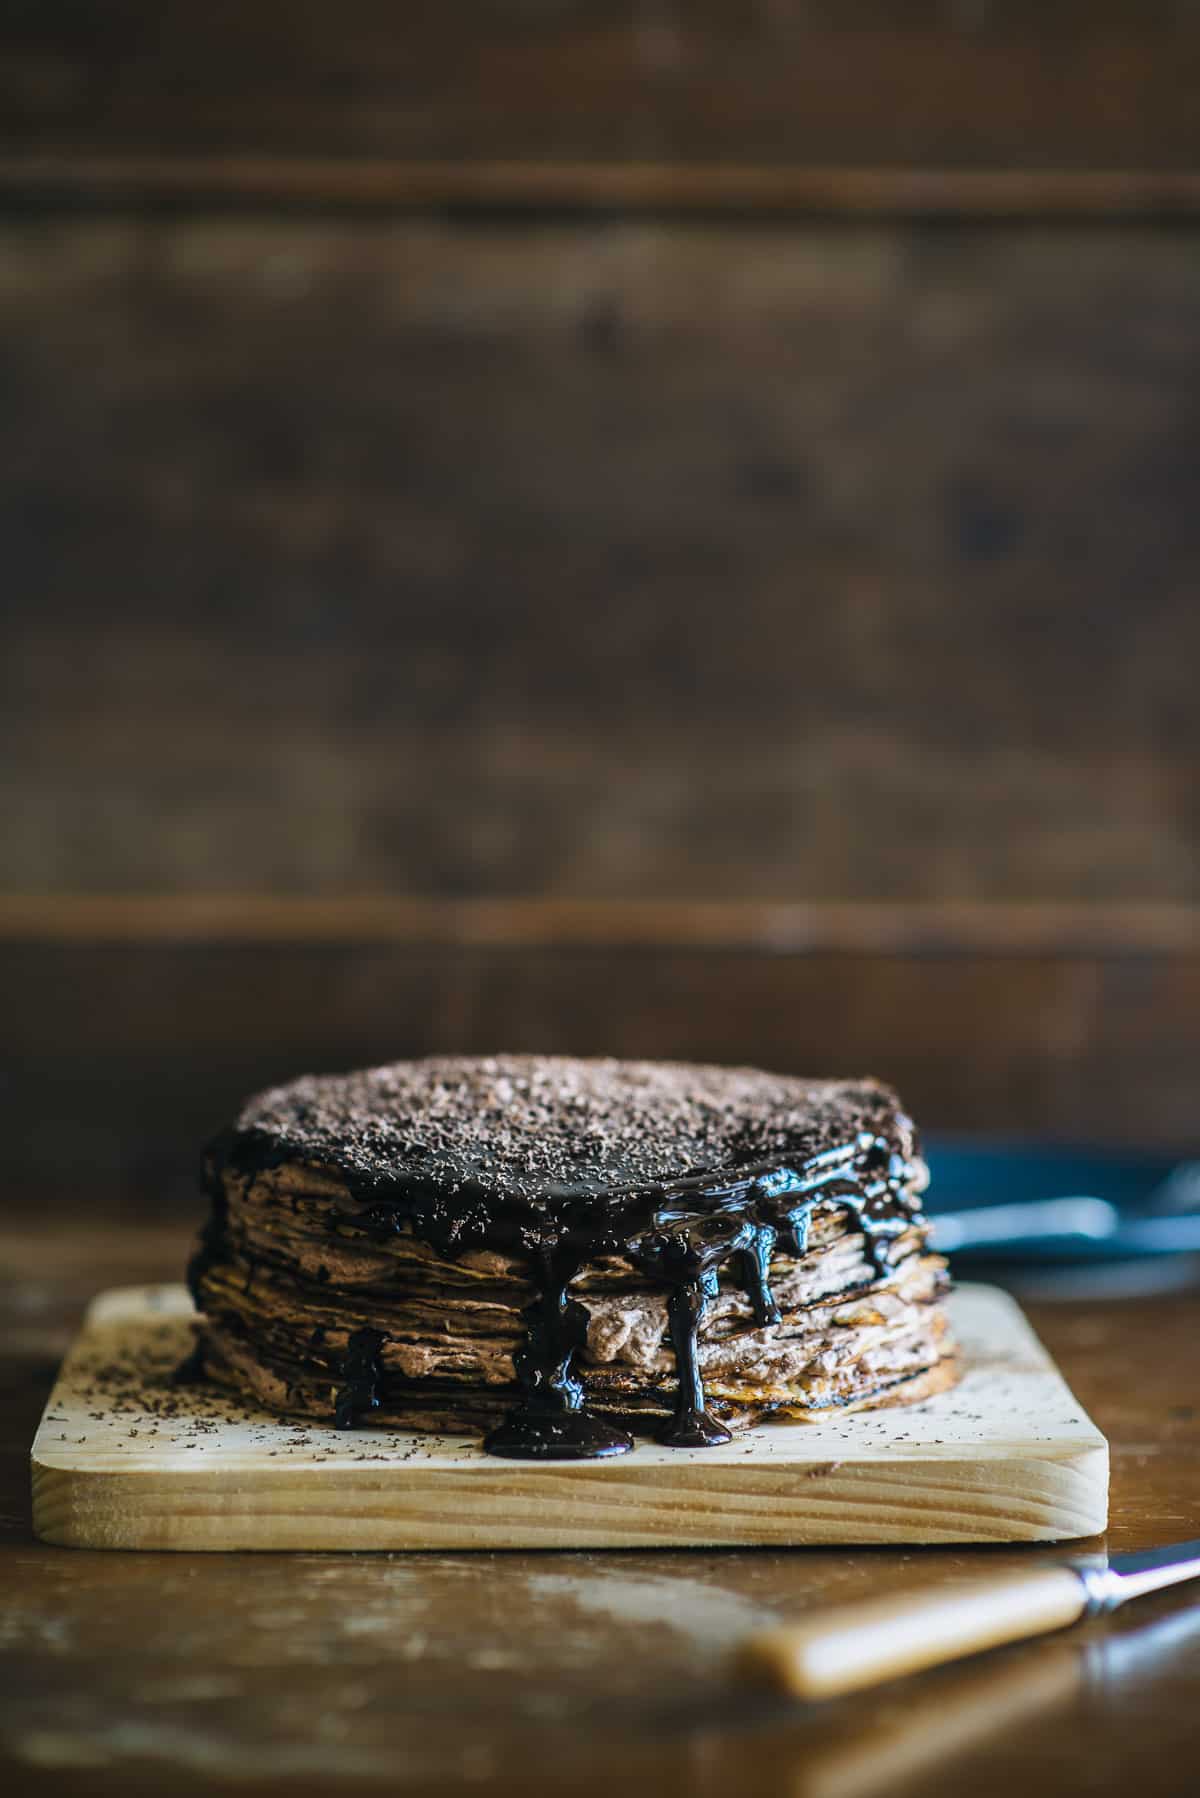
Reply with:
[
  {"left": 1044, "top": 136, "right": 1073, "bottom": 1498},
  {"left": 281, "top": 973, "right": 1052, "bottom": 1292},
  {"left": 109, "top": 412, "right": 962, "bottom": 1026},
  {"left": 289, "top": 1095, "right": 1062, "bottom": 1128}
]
[
  {"left": 334, "top": 1328, "right": 387, "bottom": 1430},
  {"left": 193, "top": 1062, "right": 922, "bottom": 1461},
  {"left": 483, "top": 1244, "right": 634, "bottom": 1459},
  {"left": 203, "top": 1140, "right": 915, "bottom": 1461},
  {"left": 171, "top": 1340, "right": 208, "bottom": 1387}
]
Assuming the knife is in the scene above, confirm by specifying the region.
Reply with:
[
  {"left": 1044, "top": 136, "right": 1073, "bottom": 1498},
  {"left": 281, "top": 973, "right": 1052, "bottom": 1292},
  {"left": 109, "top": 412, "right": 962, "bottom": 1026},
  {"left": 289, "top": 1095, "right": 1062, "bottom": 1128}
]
[
  {"left": 925, "top": 1156, "right": 1200, "bottom": 1265},
  {"left": 929, "top": 1198, "right": 1200, "bottom": 1261},
  {"left": 737, "top": 1539, "right": 1200, "bottom": 1699}
]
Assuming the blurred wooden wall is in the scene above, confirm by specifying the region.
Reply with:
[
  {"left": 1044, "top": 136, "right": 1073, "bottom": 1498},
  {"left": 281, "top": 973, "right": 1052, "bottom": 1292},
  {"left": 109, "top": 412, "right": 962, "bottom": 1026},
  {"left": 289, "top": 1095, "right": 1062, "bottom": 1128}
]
[{"left": 2, "top": 4, "right": 1199, "bottom": 1196}]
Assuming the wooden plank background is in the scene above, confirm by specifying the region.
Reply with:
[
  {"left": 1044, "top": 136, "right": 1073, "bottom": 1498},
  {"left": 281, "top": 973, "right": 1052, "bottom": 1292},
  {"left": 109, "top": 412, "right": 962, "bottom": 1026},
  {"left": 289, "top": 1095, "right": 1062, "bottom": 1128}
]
[
  {"left": 2, "top": 7, "right": 1199, "bottom": 1193},
  {"left": 4, "top": 3, "right": 1200, "bottom": 209},
  {"left": 4, "top": 928, "right": 1198, "bottom": 1198},
  {"left": 5, "top": 219, "right": 1199, "bottom": 901}
]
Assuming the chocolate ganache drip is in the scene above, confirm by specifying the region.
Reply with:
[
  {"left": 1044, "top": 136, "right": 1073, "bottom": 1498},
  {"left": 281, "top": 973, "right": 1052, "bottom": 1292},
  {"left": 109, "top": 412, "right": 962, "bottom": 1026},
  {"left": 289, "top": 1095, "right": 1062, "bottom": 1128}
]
[
  {"left": 334, "top": 1328, "right": 388, "bottom": 1429},
  {"left": 483, "top": 1242, "right": 635, "bottom": 1459},
  {"left": 198, "top": 1059, "right": 924, "bottom": 1460}
]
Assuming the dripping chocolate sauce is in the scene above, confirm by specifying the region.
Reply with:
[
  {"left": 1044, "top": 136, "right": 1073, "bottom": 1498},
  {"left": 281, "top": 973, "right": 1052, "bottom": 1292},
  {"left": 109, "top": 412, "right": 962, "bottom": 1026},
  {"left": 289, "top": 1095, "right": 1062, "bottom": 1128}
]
[
  {"left": 197, "top": 1127, "right": 919, "bottom": 1462},
  {"left": 483, "top": 1243, "right": 634, "bottom": 1459},
  {"left": 334, "top": 1327, "right": 387, "bottom": 1429}
]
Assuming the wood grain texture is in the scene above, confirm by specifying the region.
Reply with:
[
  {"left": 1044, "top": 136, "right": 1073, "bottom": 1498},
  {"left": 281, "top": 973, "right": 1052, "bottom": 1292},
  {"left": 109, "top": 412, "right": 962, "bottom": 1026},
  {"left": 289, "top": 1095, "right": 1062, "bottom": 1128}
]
[
  {"left": 31, "top": 1283, "right": 1109, "bottom": 1550},
  {"left": 3, "top": 218, "right": 1200, "bottom": 905},
  {"left": 3, "top": 895, "right": 1198, "bottom": 953},
  {"left": 9, "top": 158, "right": 1200, "bottom": 216},
  {"left": 3, "top": 4, "right": 1200, "bottom": 211},
  {"left": 4, "top": 936, "right": 1199, "bottom": 1198},
  {"left": 3, "top": 1210, "right": 1198, "bottom": 1797}
]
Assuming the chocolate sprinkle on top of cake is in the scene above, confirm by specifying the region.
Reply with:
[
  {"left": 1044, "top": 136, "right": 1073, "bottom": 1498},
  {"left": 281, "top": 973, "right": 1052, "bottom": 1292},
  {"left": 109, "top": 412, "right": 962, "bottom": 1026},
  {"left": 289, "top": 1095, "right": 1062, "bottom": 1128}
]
[{"left": 233, "top": 1055, "right": 913, "bottom": 1210}]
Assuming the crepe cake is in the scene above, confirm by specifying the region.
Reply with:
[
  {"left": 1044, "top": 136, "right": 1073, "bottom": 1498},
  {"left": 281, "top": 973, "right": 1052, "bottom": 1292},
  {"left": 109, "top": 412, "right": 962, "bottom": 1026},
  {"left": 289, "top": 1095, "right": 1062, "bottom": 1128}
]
[{"left": 185, "top": 1055, "right": 956, "bottom": 1459}]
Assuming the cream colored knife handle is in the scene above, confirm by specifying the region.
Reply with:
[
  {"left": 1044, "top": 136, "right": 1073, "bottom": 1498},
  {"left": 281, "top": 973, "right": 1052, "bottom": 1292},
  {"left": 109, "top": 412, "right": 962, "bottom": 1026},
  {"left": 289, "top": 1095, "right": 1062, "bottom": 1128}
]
[{"left": 737, "top": 1565, "right": 1089, "bottom": 1699}]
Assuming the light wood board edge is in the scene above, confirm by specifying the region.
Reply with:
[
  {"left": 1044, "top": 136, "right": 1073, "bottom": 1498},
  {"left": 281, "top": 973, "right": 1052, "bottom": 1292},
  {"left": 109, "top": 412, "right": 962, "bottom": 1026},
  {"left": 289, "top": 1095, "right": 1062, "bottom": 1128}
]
[{"left": 32, "top": 1446, "right": 1109, "bottom": 1552}]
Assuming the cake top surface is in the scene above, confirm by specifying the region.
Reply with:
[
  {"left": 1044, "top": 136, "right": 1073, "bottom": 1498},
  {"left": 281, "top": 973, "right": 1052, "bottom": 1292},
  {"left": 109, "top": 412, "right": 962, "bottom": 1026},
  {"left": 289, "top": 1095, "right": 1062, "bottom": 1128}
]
[{"left": 229, "top": 1055, "right": 912, "bottom": 1206}]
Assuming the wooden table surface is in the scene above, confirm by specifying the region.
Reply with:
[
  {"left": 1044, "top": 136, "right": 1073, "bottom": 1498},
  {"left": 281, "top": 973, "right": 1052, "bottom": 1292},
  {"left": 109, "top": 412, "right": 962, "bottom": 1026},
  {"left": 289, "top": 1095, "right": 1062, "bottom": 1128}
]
[{"left": 4, "top": 1213, "right": 1200, "bottom": 1798}]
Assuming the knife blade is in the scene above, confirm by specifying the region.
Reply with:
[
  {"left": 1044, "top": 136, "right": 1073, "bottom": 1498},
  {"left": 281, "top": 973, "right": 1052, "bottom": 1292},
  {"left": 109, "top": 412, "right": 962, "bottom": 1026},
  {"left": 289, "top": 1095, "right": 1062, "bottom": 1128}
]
[
  {"left": 931, "top": 1200, "right": 1200, "bottom": 1262},
  {"left": 738, "top": 1538, "right": 1200, "bottom": 1700},
  {"left": 1078, "top": 1538, "right": 1200, "bottom": 1610}
]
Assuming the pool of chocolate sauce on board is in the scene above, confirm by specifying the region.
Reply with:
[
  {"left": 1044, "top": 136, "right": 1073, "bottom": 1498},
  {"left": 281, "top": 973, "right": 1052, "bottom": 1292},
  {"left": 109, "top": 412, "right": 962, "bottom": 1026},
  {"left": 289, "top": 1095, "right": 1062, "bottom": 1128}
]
[{"left": 191, "top": 1060, "right": 919, "bottom": 1460}]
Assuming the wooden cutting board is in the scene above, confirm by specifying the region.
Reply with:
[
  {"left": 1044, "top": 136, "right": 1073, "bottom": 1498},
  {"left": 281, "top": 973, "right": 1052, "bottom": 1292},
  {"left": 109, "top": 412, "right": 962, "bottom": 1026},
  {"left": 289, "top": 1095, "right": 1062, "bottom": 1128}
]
[{"left": 31, "top": 1282, "right": 1107, "bottom": 1551}]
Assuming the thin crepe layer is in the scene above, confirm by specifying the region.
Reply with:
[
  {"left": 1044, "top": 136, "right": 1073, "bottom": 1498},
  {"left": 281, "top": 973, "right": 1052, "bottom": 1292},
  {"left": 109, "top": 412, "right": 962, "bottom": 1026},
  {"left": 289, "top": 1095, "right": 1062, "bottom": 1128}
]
[{"left": 194, "top": 1159, "right": 954, "bottom": 1433}]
